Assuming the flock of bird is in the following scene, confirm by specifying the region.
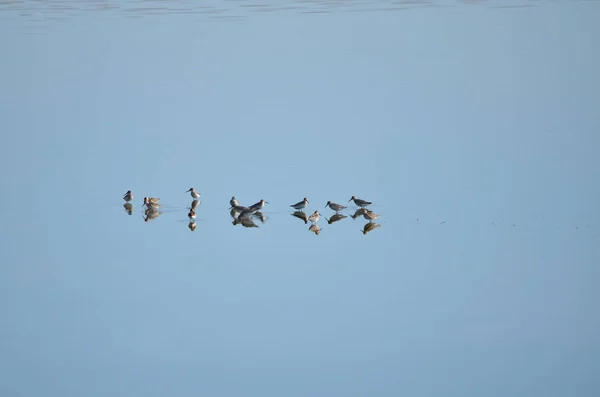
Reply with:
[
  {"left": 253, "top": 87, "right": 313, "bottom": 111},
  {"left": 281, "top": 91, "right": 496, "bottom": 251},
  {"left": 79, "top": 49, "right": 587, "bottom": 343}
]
[{"left": 122, "top": 189, "right": 382, "bottom": 235}]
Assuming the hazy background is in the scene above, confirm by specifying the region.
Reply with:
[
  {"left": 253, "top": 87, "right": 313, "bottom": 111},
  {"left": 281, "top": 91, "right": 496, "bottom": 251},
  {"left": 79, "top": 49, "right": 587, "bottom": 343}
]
[{"left": 1, "top": 1, "right": 599, "bottom": 396}]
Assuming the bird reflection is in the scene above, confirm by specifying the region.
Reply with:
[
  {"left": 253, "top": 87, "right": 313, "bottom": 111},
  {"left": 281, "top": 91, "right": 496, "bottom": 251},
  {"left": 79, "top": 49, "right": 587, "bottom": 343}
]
[
  {"left": 254, "top": 211, "right": 267, "bottom": 224},
  {"left": 230, "top": 205, "right": 260, "bottom": 228},
  {"left": 351, "top": 208, "right": 367, "bottom": 219},
  {"left": 309, "top": 224, "right": 321, "bottom": 235},
  {"left": 362, "top": 209, "right": 381, "bottom": 221},
  {"left": 123, "top": 202, "right": 133, "bottom": 215},
  {"left": 291, "top": 210, "right": 309, "bottom": 224},
  {"left": 188, "top": 221, "right": 197, "bottom": 231},
  {"left": 190, "top": 199, "right": 199, "bottom": 210},
  {"left": 233, "top": 216, "right": 259, "bottom": 228},
  {"left": 143, "top": 208, "right": 162, "bottom": 222},
  {"left": 326, "top": 213, "right": 347, "bottom": 224},
  {"left": 361, "top": 221, "right": 381, "bottom": 235}
]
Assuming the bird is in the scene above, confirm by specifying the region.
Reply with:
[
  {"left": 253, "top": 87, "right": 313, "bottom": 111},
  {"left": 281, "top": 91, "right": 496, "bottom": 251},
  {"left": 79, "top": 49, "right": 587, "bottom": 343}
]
[
  {"left": 146, "top": 197, "right": 160, "bottom": 204},
  {"left": 143, "top": 197, "right": 161, "bottom": 209},
  {"left": 238, "top": 208, "right": 258, "bottom": 219},
  {"left": 348, "top": 196, "right": 372, "bottom": 207},
  {"left": 249, "top": 199, "right": 268, "bottom": 211},
  {"left": 325, "top": 201, "right": 346, "bottom": 212},
  {"left": 186, "top": 188, "right": 201, "bottom": 199},
  {"left": 308, "top": 210, "right": 320, "bottom": 223},
  {"left": 290, "top": 197, "right": 309, "bottom": 211},
  {"left": 123, "top": 190, "right": 133, "bottom": 202},
  {"left": 230, "top": 196, "right": 238, "bottom": 208},
  {"left": 188, "top": 208, "right": 196, "bottom": 220},
  {"left": 190, "top": 199, "right": 200, "bottom": 210},
  {"left": 362, "top": 209, "right": 380, "bottom": 221}
]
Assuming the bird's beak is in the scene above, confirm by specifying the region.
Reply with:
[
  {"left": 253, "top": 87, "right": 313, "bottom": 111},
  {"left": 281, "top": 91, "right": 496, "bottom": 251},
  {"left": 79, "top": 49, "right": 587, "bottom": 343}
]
[{"left": 348, "top": 198, "right": 352, "bottom": 202}]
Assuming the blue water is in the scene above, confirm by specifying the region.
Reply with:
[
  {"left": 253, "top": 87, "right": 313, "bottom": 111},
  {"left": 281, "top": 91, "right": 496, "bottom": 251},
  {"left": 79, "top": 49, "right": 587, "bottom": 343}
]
[{"left": 1, "top": 1, "right": 599, "bottom": 396}]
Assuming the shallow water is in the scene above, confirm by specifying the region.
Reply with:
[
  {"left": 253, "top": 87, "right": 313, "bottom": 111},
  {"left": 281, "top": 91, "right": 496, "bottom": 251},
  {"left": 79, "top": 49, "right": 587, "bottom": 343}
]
[{"left": 1, "top": 1, "right": 599, "bottom": 396}]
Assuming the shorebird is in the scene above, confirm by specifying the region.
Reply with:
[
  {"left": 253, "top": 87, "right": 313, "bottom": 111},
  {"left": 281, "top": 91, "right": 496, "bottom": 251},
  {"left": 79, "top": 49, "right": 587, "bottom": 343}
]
[
  {"left": 325, "top": 201, "right": 346, "bottom": 212},
  {"left": 230, "top": 196, "right": 238, "bottom": 208},
  {"left": 308, "top": 210, "right": 320, "bottom": 224},
  {"left": 238, "top": 208, "right": 258, "bottom": 219},
  {"left": 190, "top": 199, "right": 200, "bottom": 210},
  {"left": 290, "top": 197, "right": 309, "bottom": 211},
  {"left": 249, "top": 199, "right": 268, "bottom": 211},
  {"left": 123, "top": 190, "right": 133, "bottom": 202},
  {"left": 143, "top": 197, "right": 161, "bottom": 209},
  {"left": 188, "top": 222, "right": 197, "bottom": 232},
  {"left": 348, "top": 196, "right": 372, "bottom": 207},
  {"left": 188, "top": 208, "right": 196, "bottom": 221},
  {"left": 362, "top": 209, "right": 380, "bottom": 221},
  {"left": 186, "top": 188, "right": 201, "bottom": 200}
]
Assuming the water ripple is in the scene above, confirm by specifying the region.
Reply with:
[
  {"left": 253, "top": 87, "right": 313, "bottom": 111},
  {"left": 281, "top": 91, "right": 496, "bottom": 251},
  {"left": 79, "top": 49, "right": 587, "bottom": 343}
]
[{"left": 1, "top": 0, "right": 596, "bottom": 30}]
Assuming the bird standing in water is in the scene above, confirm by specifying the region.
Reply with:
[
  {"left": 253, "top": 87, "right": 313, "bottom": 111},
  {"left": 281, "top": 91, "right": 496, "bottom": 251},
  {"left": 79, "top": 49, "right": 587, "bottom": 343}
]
[
  {"left": 123, "top": 190, "right": 133, "bottom": 202},
  {"left": 186, "top": 188, "right": 201, "bottom": 200}
]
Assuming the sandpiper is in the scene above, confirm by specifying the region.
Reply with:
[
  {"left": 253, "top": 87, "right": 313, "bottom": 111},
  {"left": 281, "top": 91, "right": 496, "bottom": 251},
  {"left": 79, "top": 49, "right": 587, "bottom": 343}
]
[
  {"left": 290, "top": 197, "right": 309, "bottom": 211},
  {"left": 308, "top": 210, "right": 320, "bottom": 224},
  {"left": 362, "top": 209, "right": 380, "bottom": 221},
  {"left": 249, "top": 199, "right": 268, "bottom": 211},
  {"left": 186, "top": 188, "right": 201, "bottom": 199},
  {"left": 123, "top": 190, "right": 133, "bottom": 202},
  {"left": 238, "top": 208, "right": 258, "bottom": 219},
  {"left": 188, "top": 222, "right": 197, "bottom": 232},
  {"left": 230, "top": 196, "right": 238, "bottom": 208},
  {"left": 146, "top": 197, "right": 160, "bottom": 205},
  {"left": 190, "top": 199, "right": 200, "bottom": 210},
  {"left": 188, "top": 208, "right": 196, "bottom": 220},
  {"left": 325, "top": 201, "right": 346, "bottom": 212},
  {"left": 348, "top": 196, "right": 372, "bottom": 207},
  {"left": 143, "top": 197, "right": 161, "bottom": 209}
]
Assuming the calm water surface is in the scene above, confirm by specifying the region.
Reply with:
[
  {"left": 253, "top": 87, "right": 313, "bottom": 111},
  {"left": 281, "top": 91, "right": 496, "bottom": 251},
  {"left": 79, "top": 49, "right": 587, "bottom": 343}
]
[{"left": 1, "top": 1, "right": 599, "bottom": 396}]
